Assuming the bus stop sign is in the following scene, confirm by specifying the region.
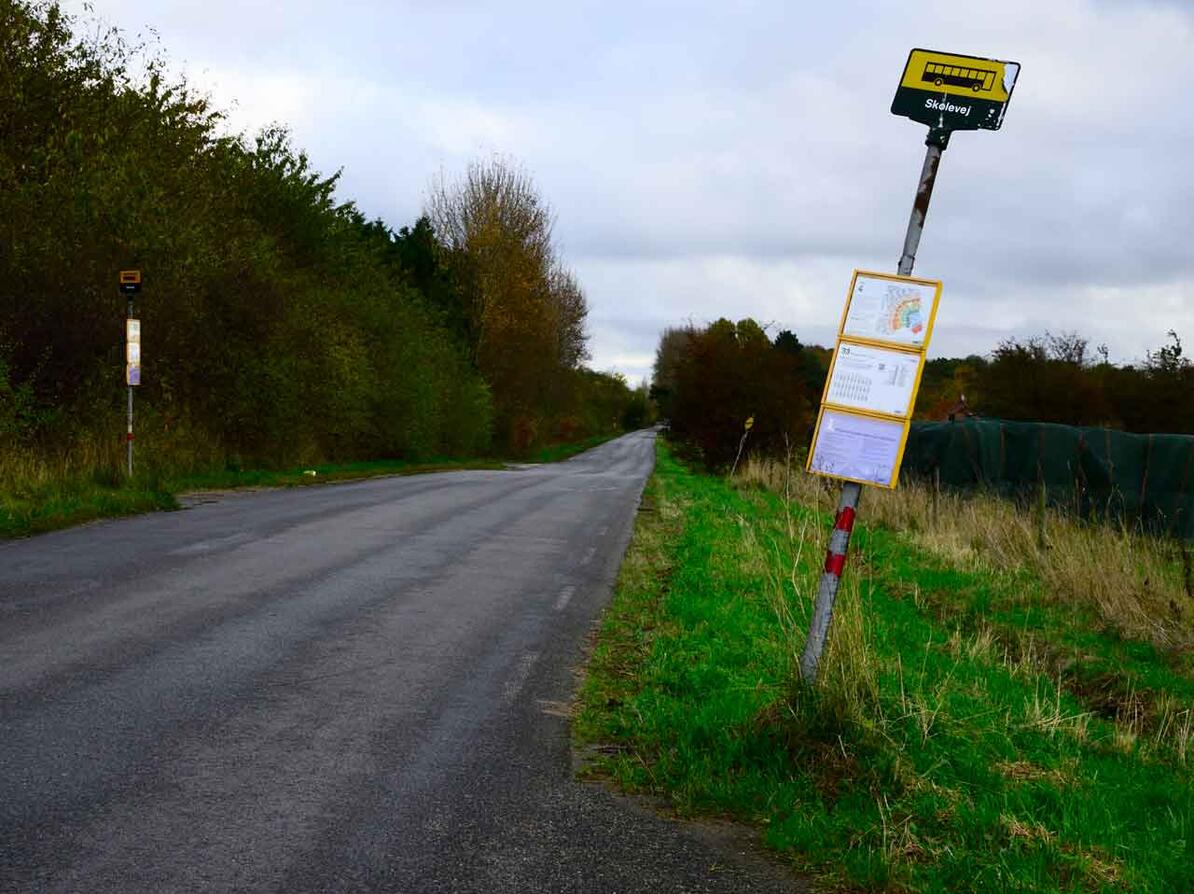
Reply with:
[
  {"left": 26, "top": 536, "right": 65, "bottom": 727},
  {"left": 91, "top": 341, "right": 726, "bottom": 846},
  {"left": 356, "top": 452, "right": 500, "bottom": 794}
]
[
  {"left": 119, "top": 270, "right": 142, "bottom": 295},
  {"left": 891, "top": 49, "right": 1020, "bottom": 132}
]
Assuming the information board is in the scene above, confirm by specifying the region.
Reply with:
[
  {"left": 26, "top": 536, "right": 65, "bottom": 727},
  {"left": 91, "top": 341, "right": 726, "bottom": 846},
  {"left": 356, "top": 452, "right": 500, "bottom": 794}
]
[
  {"left": 891, "top": 49, "right": 1020, "bottom": 132},
  {"left": 824, "top": 342, "right": 922, "bottom": 417},
  {"left": 125, "top": 317, "right": 141, "bottom": 387},
  {"left": 808, "top": 269, "right": 943, "bottom": 489},
  {"left": 808, "top": 409, "right": 907, "bottom": 488},
  {"left": 841, "top": 271, "right": 941, "bottom": 349}
]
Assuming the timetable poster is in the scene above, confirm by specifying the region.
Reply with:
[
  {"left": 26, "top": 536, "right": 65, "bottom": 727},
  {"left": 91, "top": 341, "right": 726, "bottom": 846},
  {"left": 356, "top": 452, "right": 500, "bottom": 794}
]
[{"left": 824, "top": 342, "right": 922, "bottom": 417}]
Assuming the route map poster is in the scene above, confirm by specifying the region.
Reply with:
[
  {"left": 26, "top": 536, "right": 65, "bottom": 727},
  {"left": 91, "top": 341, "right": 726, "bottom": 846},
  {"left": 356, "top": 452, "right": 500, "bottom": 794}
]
[
  {"left": 841, "top": 271, "right": 941, "bottom": 349},
  {"left": 808, "top": 409, "right": 906, "bottom": 487}
]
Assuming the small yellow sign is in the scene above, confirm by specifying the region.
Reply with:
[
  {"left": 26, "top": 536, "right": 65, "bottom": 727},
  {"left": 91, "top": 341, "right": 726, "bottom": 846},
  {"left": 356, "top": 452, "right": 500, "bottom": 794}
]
[
  {"left": 899, "top": 49, "right": 1015, "bottom": 102},
  {"left": 119, "top": 269, "right": 142, "bottom": 295},
  {"left": 892, "top": 48, "right": 1021, "bottom": 132}
]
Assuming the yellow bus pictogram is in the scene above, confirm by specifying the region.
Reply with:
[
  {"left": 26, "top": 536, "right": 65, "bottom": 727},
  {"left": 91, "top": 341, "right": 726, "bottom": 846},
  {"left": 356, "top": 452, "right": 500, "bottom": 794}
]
[
  {"left": 921, "top": 62, "right": 996, "bottom": 93},
  {"left": 899, "top": 49, "right": 1015, "bottom": 103}
]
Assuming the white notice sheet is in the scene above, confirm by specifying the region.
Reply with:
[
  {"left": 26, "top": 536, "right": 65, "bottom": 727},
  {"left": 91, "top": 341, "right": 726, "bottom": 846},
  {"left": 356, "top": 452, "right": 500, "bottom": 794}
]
[
  {"left": 808, "top": 409, "right": 906, "bottom": 487},
  {"left": 842, "top": 273, "right": 939, "bottom": 349},
  {"left": 825, "top": 342, "right": 921, "bottom": 417}
]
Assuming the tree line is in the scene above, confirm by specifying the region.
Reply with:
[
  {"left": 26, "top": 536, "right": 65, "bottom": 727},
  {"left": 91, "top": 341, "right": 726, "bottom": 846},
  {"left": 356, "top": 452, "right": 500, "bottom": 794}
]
[
  {"left": 651, "top": 319, "right": 828, "bottom": 468},
  {"left": 914, "top": 330, "right": 1194, "bottom": 434},
  {"left": 0, "top": 0, "right": 646, "bottom": 475},
  {"left": 654, "top": 320, "right": 1194, "bottom": 469}
]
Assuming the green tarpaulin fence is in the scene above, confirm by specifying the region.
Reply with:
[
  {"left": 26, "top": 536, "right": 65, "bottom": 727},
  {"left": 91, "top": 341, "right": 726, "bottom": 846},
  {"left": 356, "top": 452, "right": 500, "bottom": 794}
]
[{"left": 903, "top": 420, "right": 1194, "bottom": 540}]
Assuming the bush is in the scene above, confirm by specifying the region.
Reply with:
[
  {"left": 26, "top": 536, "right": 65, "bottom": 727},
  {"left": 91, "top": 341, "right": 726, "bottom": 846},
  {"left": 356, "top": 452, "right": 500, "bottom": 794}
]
[{"left": 657, "top": 319, "right": 813, "bottom": 468}]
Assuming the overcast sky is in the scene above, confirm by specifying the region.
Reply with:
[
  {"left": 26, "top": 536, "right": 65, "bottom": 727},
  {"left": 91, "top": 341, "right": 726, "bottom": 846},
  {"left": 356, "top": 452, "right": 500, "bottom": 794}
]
[{"left": 67, "top": 0, "right": 1194, "bottom": 381}]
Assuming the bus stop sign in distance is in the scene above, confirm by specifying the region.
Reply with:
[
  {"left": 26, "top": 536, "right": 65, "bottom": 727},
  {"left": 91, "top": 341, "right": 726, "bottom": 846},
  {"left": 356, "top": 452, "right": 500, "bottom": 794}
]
[{"left": 891, "top": 49, "right": 1020, "bottom": 132}]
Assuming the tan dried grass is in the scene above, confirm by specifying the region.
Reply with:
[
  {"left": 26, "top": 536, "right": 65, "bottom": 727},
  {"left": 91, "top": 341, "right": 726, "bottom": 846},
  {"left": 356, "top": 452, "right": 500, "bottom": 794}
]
[{"left": 736, "top": 457, "right": 1193, "bottom": 652}]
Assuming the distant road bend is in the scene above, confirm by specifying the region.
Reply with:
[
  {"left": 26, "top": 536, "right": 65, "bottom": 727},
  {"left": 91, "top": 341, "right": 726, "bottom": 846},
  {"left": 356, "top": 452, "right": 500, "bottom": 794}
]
[{"left": 0, "top": 431, "right": 797, "bottom": 893}]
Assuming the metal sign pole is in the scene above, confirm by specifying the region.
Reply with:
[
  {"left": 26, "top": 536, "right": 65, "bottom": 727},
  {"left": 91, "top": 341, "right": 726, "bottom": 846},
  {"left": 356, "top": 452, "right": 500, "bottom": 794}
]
[
  {"left": 127, "top": 293, "right": 134, "bottom": 478},
  {"left": 897, "top": 129, "right": 949, "bottom": 277},
  {"left": 120, "top": 269, "right": 142, "bottom": 478},
  {"left": 798, "top": 127, "right": 949, "bottom": 685}
]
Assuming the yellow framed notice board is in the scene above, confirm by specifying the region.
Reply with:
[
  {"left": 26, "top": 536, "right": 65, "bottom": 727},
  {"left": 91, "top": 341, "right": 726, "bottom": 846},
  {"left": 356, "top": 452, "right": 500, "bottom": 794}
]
[{"left": 807, "top": 270, "right": 943, "bottom": 488}]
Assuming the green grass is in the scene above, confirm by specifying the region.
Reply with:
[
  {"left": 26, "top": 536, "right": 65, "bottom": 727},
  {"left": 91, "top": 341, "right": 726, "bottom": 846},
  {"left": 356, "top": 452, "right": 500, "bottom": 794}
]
[
  {"left": 575, "top": 441, "right": 1194, "bottom": 892},
  {"left": 168, "top": 455, "right": 506, "bottom": 492},
  {"left": 524, "top": 432, "right": 621, "bottom": 463},
  {"left": 0, "top": 434, "right": 623, "bottom": 538},
  {"left": 0, "top": 477, "right": 177, "bottom": 538}
]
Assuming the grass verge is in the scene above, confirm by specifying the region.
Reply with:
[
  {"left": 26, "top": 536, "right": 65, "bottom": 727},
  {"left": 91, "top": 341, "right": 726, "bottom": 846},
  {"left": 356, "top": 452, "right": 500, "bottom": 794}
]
[
  {"left": 575, "top": 440, "right": 1193, "bottom": 892},
  {"left": 170, "top": 456, "right": 506, "bottom": 492},
  {"left": 0, "top": 433, "right": 624, "bottom": 538},
  {"left": 0, "top": 478, "right": 177, "bottom": 539},
  {"left": 526, "top": 433, "right": 621, "bottom": 464}
]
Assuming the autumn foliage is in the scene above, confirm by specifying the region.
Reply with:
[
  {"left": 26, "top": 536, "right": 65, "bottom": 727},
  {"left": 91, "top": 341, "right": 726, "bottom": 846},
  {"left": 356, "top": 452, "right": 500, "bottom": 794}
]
[
  {"left": 914, "top": 331, "right": 1194, "bottom": 434},
  {"left": 652, "top": 320, "right": 820, "bottom": 469},
  {"left": 427, "top": 160, "right": 598, "bottom": 451}
]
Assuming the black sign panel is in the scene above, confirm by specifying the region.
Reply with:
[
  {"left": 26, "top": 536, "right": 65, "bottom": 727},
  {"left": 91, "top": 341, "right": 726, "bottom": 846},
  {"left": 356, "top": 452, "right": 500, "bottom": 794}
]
[{"left": 891, "top": 49, "right": 1020, "bottom": 132}]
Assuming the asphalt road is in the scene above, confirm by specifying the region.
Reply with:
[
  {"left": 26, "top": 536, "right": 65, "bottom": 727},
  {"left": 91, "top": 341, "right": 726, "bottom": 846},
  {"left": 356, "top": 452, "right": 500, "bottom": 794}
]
[{"left": 0, "top": 431, "right": 799, "bottom": 893}]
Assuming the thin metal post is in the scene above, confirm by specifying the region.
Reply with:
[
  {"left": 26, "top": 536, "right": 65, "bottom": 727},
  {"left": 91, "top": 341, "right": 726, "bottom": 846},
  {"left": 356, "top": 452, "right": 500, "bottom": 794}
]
[
  {"left": 799, "top": 127, "right": 949, "bottom": 685},
  {"left": 897, "top": 129, "right": 949, "bottom": 276},
  {"left": 126, "top": 295, "right": 134, "bottom": 478}
]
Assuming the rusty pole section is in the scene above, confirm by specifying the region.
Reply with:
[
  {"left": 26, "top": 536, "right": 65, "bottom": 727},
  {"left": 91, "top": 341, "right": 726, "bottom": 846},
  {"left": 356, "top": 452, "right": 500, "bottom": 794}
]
[
  {"left": 898, "top": 129, "right": 948, "bottom": 276},
  {"left": 798, "top": 127, "right": 949, "bottom": 685}
]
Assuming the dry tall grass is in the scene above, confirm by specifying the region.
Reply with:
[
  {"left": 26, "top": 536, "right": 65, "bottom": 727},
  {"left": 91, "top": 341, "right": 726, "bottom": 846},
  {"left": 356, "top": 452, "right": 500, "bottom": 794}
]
[
  {"left": 736, "top": 462, "right": 882, "bottom": 732},
  {"left": 733, "top": 452, "right": 1194, "bottom": 768},
  {"left": 0, "top": 416, "right": 226, "bottom": 495},
  {"left": 0, "top": 441, "right": 120, "bottom": 494},
  {"left": 735, "top": 456, "right": 1194, "bottom": 653}
]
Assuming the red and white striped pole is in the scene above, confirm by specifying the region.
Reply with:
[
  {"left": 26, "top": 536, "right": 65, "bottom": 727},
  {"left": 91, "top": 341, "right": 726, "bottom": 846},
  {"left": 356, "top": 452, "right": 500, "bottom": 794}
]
[
  {"left": 799, "top": 482, "right": 860, "bottom": 682},
  {"left": 126, "top": 293, "right": 134, "bottom": 478},
  {"left": 798, "top": 128, "right": 949, "bottom": 685}
]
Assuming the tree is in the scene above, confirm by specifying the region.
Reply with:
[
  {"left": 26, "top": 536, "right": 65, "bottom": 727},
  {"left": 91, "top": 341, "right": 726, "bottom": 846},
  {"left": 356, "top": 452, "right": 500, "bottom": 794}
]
[
  {"left": 976, "top": 334, "right": 1114, "bottom": 427},
  {"left": 426, "top": 158, "right": 589, "bottom": 449},
  {"left": 650, "top": 325, "right": 696, "bottom": 422},
  {"left": 773, "top": 329, "right": 802, "bottom": 356},
  {"left": 0, "top": 0, "right": 494, "bottom": 468},
  {"left": 914, "top": 355, "right": 987, "bottom": 419},
  {"left": 358, "top": 215, "right": 473, "bottom": 350},
  {"left": 659, "top": 318, "right": 812, "bottom": 468},
  {"left": 1138, "top": 331, "right": 1194, "bottom": 433}
]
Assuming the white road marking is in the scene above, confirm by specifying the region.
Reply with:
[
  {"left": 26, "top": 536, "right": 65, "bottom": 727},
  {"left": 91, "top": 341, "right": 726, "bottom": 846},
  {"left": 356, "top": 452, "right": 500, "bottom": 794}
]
[
  {"left": 580, "top": 546, "right": 597, "bottom": 566},
  {"left": 169, "top": 533, "right": 252, "bottom": 557},
  {"left": 502, "top": 651, "right": 540, "bottom": 705},
  {"left": 554, "top": 585, "right": 575, "bottom": 611}
]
